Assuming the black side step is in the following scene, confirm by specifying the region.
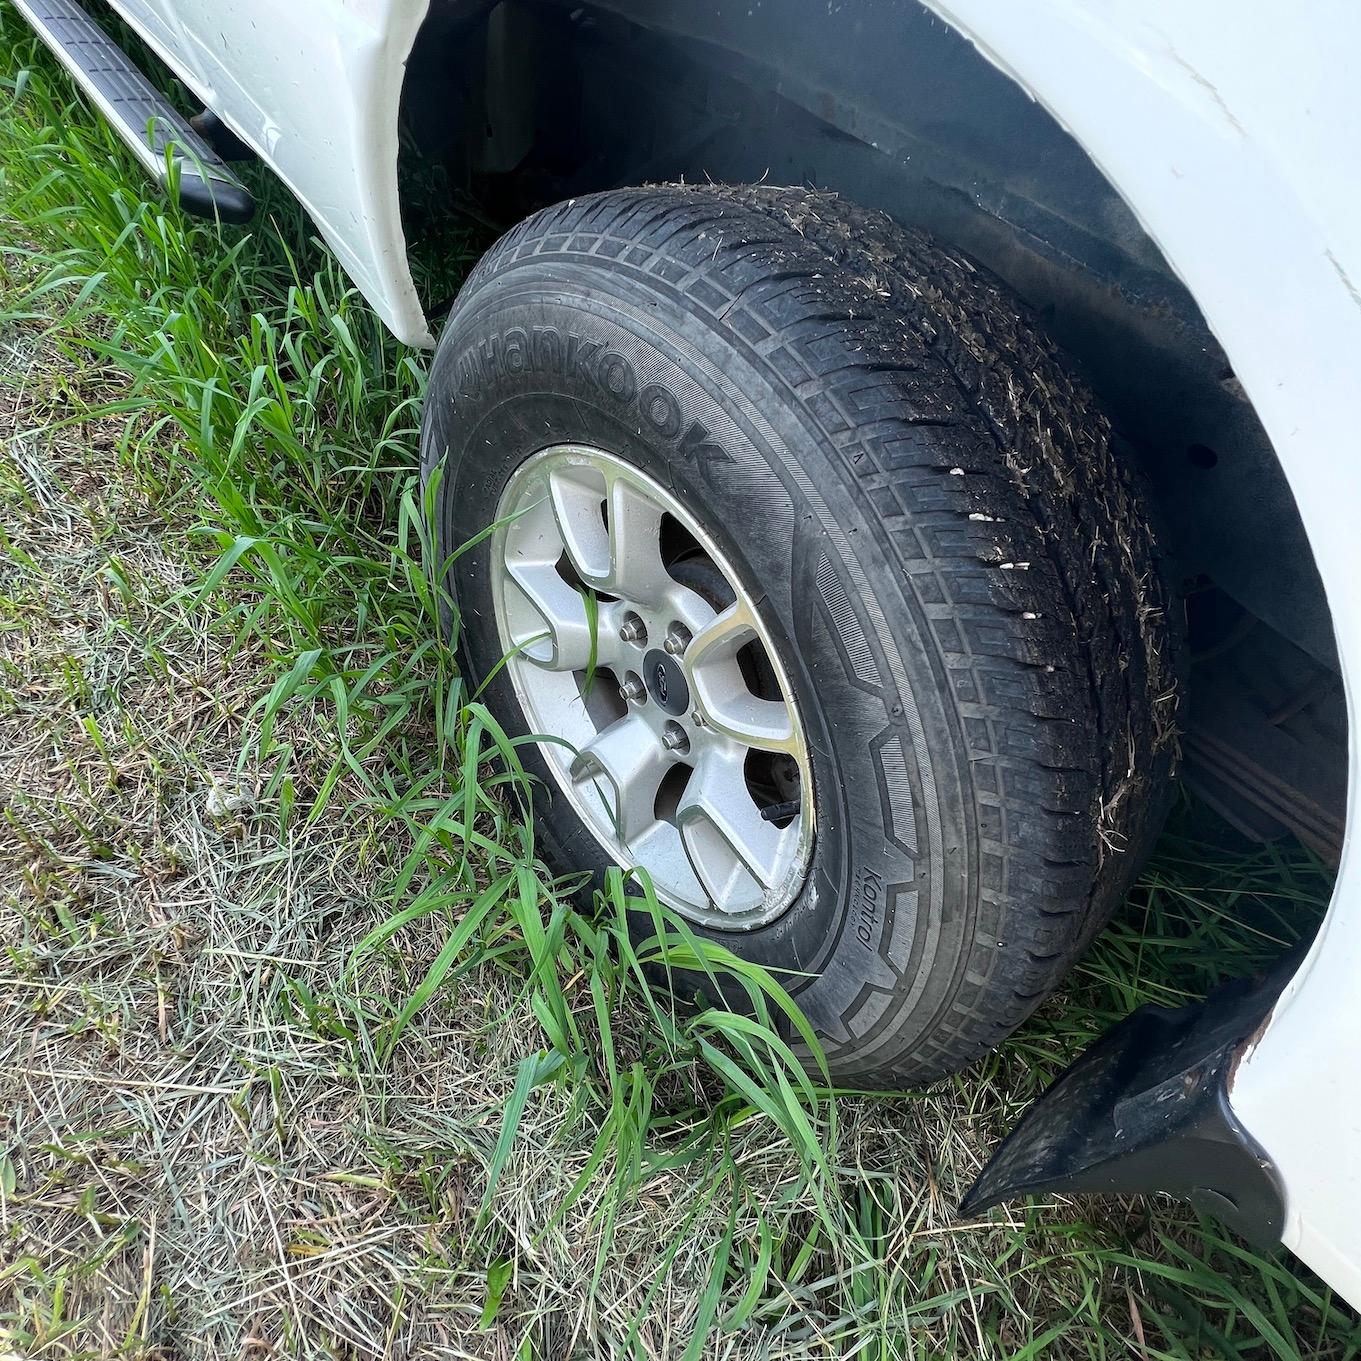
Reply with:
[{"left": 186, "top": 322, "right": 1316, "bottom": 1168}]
[{"left": 12, "top": 0, "right": 254, "bottom": 224}]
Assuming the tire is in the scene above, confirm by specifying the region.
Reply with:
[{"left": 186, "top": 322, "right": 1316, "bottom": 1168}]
[{"left": 420, "top": 184, "right": 1179, "bottom": 1085}]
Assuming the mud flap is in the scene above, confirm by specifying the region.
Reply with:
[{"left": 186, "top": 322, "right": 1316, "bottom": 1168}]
[{"left": 960, "top": 970, "right": 1291, "bottom": 1245}]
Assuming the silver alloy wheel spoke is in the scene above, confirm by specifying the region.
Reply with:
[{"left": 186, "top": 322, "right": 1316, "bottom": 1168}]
[
  {"left": 686, "top": 600, "right": 799, "bottom": 754},
  {"left": 570, "top": 713, "right": 670, "bottom": 844},
  {"left": 503, "top": 561, "right": 600, "bottom": 671},
  {"left": 492, "top": 445, "right": 814, "bottom": 929},
  {"left": 604, "top": 475, "right": 675, "bottom": 605},
  {"left": 548, "top": 465, "right": 674, "bottom": 604},
  {"left": 677, "top": 751, "right": 783, "bottom": 900},
  {"left": 547, "top": 465, "right": 611, "bottom": 584}
]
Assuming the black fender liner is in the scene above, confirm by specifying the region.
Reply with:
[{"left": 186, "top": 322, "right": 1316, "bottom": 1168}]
[{"left": 960, "top": 966, "right": 1291, "bottom": 1245}]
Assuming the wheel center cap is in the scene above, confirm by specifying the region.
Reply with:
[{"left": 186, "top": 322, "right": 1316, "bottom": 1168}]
[{"left": 643, "top": 648, "right": 690, "bottom": 716}]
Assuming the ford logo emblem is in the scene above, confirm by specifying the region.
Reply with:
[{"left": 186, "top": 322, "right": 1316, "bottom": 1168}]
[{"left": 654, "top": 663, "right": 668, "bottom": 702}]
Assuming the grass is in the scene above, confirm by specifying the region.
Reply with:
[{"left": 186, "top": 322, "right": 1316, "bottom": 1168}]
[{"left": 0, "top": 6, "right": 1358, "bottom": 1356}]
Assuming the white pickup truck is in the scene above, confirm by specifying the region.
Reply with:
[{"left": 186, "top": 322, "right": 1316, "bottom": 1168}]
[{"left": 14, "top": 0, "right": 1361, "bottom": 1307}]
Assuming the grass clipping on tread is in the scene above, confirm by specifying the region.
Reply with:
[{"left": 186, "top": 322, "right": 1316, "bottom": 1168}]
[{"left": 0, "top": 18, "right": 1357, "bottom": 1360}]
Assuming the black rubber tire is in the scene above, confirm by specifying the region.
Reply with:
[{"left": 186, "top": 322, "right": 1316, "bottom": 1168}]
[{"left": 420, "top": 185, "right": 1179, "bottom": 1085}]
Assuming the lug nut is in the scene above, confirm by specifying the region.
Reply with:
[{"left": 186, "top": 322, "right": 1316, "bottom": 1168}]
[
  {"left": 619, "top": 612, "right": 646, "bottom": 644},
  {"left": 663, "top": 622, "right": 692, "bottom": 656},
  {"left": 661, "top": 721, "right": 690, "bottom": 755},
  {"left": 620, "top": 674, "right": 646, "bottom": 704}
]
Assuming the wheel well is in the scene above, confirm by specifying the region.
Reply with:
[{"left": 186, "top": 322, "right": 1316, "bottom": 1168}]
[{"left": 398, "top": 0, "right": 1346, "bottom": 861}]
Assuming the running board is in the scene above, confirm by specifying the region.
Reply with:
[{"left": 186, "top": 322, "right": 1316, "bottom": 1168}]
[{"left": 11, "top": 0, "right": 255, "bottom": 224}]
